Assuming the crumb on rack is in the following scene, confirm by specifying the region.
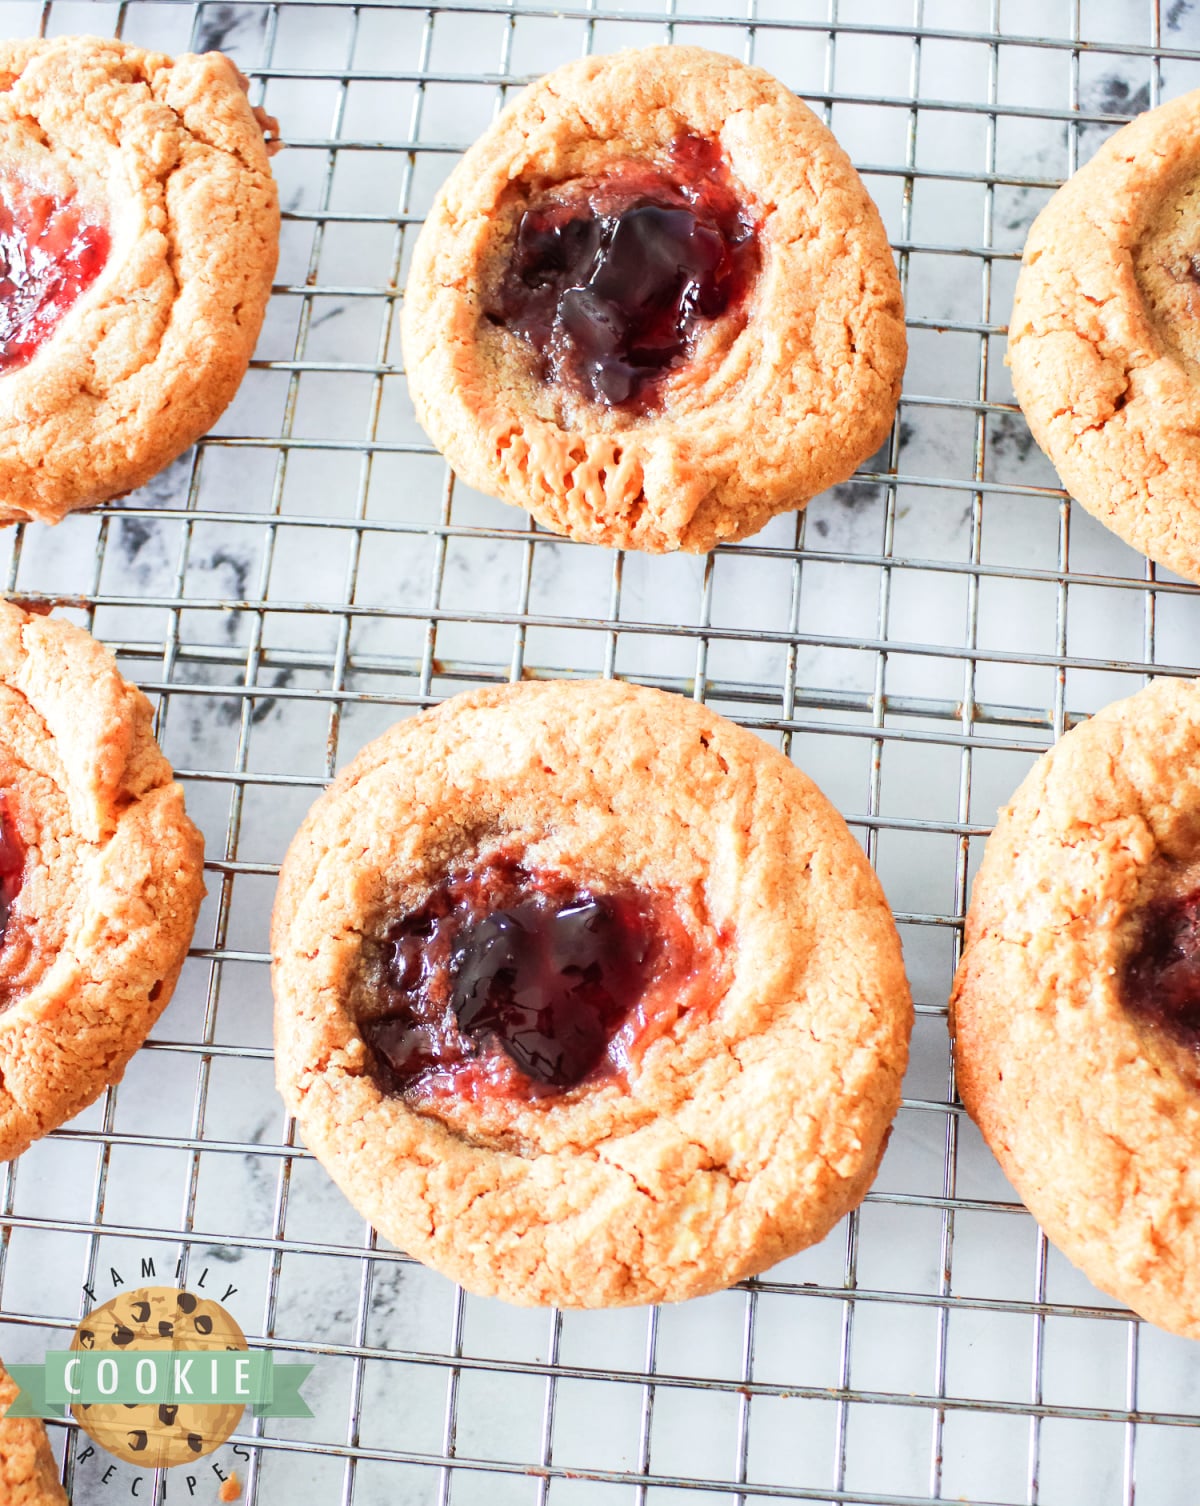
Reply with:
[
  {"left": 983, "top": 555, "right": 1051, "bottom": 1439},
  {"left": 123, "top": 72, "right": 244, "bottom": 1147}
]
[{"left": 218, "top": 1474, "right": 242, "bottom": 1503}]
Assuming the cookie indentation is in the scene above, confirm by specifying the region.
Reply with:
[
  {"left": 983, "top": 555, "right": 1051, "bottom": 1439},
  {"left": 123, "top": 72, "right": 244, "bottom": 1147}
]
[
  {"left": 487, "top": 135, "right": 759, "bottom": 409},
  {"left": 361, "top": 855, "right": 709, "bottom": 1096},
  {"left": 0, "top": 182, "right": 108, "bottom": 373},
  {"left": 0, "top": 799, "right": 23, "bottom": 944},
  {"left": 1123, "top": 885, "right": 1200, "bottom": 1047}
]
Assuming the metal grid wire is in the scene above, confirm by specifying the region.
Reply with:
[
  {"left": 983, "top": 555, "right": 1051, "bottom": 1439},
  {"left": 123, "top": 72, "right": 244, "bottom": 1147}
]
[{"left": 1, "top": 0, "right": 1199, "bottom": 1502}]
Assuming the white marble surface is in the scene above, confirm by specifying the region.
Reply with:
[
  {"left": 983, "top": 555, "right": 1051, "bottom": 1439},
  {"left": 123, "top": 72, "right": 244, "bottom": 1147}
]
[{"left": 0, "top": 1, "right": 1199, "bottom": 1503}]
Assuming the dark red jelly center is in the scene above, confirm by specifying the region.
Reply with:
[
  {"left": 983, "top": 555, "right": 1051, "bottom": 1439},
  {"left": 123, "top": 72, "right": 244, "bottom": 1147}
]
[
  {"left": 0, "top": 800, "right": 23, "bottom": 943},
  {"left": 0, "top": 184, "right": 110, "bottom": 373},
  {"left": 362, "top": 859, "right": 664, "bottom": 1096},
  {"left": 487, "top": 135, "right": 759, "bottom": 409},
  {"left": 1122, "top": 886, "right": 1200, "bottom": 1047}
]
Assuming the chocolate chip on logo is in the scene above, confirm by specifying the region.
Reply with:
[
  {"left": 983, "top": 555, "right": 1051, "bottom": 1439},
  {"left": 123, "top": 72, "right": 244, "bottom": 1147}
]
[
  {"left": 111, "top": 1325, "right": 135, "bottom": 1347},
  {"left": 177, "top": 1292, "right": 198, "bottom": 1314},
  {"left": 194, "top": 1314, "right": 213, "bottom": 1336},
  {"left": 187, "top": 1433, "right": 203, "bottom": 1454},
  {"left": 131, "top": 1301, "right": 151, "bottom": 1323},
  {"left": 158, "top": 1405, "right": 178, "bottom": 1426},
  {"left": 158, "top": 1321, "right": 173, "bottom": 1338},
  {"left": 127, "top": 1431, "right": 148, "bottom": 1452}
]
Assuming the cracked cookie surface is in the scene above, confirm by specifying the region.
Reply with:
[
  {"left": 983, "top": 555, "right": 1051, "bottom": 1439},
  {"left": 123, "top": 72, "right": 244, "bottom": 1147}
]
[
  {"left": 1010, "top": 89, "right": 1200, "bottom": 582},
  {"left": 0, "top": 1357, "right": 65, "bottom": 1503},
  {"left": 0, "top": 601, "right": 205, "bottom": 1160},
  {"left": 400, "top": 46, "right": 906, "bottom": 555},
  {"left": 952, "top": 677, "right": 1200, "bottom": 1337},
  {"left": 272, "top": 679, "right": 912, "bottom": 1307},
  {"left": 0, "top": 34, "right": 279, "bottom": 525}
]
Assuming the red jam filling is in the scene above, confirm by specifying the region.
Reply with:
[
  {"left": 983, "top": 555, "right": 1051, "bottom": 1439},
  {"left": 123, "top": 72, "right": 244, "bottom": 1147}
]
[
  {"left": 0, "top": 799, "right": 23, "bottom": 944},
  {"left": 1122, "top": 886, "right": 1200, "bottom": 1047},
  {"left": 362, "top": 857, "right": 715, "bottom": 1100},
  {"left": 486, "top": 135, "right": 760, "bottom": 410},
  {"left": 0, "top": 182, "right": 110, "bottom": 373}
]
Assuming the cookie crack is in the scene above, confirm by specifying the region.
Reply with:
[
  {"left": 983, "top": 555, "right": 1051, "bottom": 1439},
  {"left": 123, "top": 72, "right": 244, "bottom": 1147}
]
[{"left": 0, "top": 47, "right": 273, "bottom": 412}]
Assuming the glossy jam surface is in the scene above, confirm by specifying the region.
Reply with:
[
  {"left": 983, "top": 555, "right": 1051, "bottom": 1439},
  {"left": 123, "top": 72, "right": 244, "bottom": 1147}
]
[
  {"left": 0, "top": 182, "right": 110, "bottom": 373},
  {"left": 1122, "top": 886, "right": 1200, "bottom": 1046},
  {"left": 362, "top": 857, "right": 709, "bottom": 1099},
  {"left": 487, "top": 135, "right": 760, "bottom": 409},
  {"left": 0, "top": 799, "right": 23, "bottom": 943}
]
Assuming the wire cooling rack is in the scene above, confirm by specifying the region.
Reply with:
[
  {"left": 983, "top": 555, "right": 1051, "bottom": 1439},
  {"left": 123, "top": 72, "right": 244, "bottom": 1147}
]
[{"left": 3, "top": 0, "right": 1200, "bottom": 1502}]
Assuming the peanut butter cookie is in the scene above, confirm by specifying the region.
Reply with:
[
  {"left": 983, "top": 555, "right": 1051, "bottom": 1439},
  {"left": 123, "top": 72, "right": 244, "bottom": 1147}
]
[
  {"left": 1011, "top": 89, "right": 1200, "bottom": 582},
  {"left": 953, "top": 677, "right": 1200, "bottom": 1337},
  {"left": 0, "top": 601, "right": 205, "bottom": 1159},
  {"left": 0, "top": 34, "right": 279, "bottom": 525},
  {"left": 273, "top": 680, "right": 912, "bottom": 1308},
  {"left": 401, "top": 46, "right": 906, "bottom": 554},
  {"left": 0, "top": 1357, "right": 65, "bottom": 1503}
]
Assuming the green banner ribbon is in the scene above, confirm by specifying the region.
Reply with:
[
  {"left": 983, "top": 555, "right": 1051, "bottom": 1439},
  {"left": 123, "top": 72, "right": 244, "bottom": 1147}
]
[
  {"left": 5, "top": 1351, "right": 313, "bottom": 1419},
  {"left": 5, "top": 1365, "right": 64, "bottom": 1421}
]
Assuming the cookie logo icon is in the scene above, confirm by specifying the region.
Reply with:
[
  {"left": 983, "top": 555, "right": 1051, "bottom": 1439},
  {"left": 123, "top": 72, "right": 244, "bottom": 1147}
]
[{"left": 70, "top": 1287, "right": 248, "bottom": 1469}]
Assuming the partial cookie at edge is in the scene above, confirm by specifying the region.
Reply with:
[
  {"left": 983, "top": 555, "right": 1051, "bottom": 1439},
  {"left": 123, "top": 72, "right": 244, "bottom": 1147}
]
[
  {"left": 0, "top": 35, "right": 280, "bottom": 525},
  {"left": 0, "top": 600, "right": 206, "bottom": 1160},
  {"left": 951, "top": 676, "right": 1200, "bottom": 1337},
  {"left": 0, "top": 1358, "right": 66, "bottom": 1504},
  {"left": 1009, "top": 88, "right": 1200, "bottom": 583}
]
